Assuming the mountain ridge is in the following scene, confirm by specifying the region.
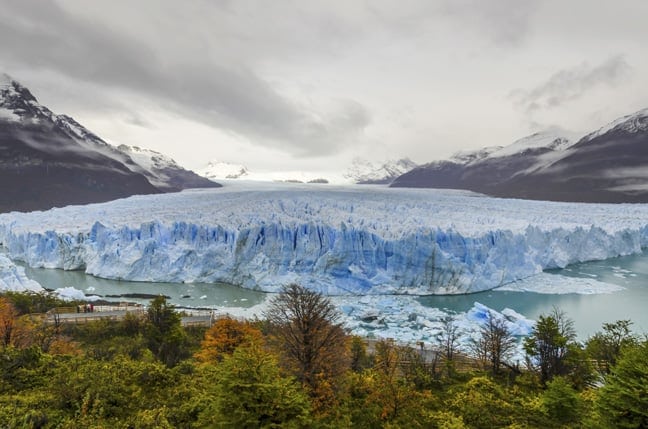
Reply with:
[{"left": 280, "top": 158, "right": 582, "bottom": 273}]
[
  {"left": 0, "top": 74, "right": 218, "bottom": 213},
  {"left": 391, "top": 109, "right": 648, "bottom": 203}
]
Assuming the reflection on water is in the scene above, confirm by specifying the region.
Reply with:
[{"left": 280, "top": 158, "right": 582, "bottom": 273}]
[{"left": 17, "top": 251, "right": 648, "bottom": 340}]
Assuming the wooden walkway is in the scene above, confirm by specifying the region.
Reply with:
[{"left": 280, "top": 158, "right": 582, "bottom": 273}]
[{"left": 45, "top": 305, "right": 215, "bottom": 328}]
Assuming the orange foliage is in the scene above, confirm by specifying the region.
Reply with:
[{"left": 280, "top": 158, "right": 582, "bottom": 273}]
[
  {"left": 48, "top": 336, "right": 82, "bottom": 356},
  {"left": 0, "top": 297, "right": 19, "bottom": 347},
  {"left": 195, "top": 317, "right": 263, "bottom": 363}
]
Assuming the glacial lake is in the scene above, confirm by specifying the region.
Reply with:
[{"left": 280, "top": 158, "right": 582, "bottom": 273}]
[
  {"left": 19, "top": 251, "right": 648, "bottom": 340},
  {"left": 419, "top": 252, "right": 648, "bottom": 339}
]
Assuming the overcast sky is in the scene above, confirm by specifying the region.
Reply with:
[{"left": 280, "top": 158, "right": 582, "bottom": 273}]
[{"left": 2, "top": 0, "right": 648, "bottom": 174}]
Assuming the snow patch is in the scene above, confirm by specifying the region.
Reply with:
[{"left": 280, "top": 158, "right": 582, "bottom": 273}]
[
  {"left": 485, "top": 131, "right": 572, "bottom": 160},
  {"left": 199, "top": 160, "right": 249, "bottom": 180},
  {"left": 344, "top": 157, "right": 418, "bottom": 183},
  {"left": 583, "top": 108, "right": 648, "bottom": 140},
  {"left": 0, "top": 107, "right": 20, "bottom": 122}
]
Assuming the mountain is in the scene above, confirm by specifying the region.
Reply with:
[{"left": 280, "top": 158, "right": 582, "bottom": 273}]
[
  {"left": 392, "top": 131, "right": 571, "bottom": 193},
  {"left": 344, "top": 157, "right": 418, "bottom": 184},
  {"left": 198, "top": 160, "right": 249, "bottom": 180},
  {"left": 198, "top": 160, "right": 341, "bottom": 183},
  {"left": 0, "top": 74, "right": 218, "bottom": 213},
  {"left": 392, "top": 111, "right": 648, "bottom": 203},
  {"left": 117, "top": 145, "right": 218, "bottom": 191}
]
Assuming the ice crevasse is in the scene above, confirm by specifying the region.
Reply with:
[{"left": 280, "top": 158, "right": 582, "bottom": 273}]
[{"left": 1, "top": 184, "right": 647, "bottom": 295}]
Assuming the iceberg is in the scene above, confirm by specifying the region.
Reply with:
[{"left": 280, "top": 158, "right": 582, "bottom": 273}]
[
  {"left": 333, "top": 295, "right": 533, "bottom": 359},
  {"left": 1, "top": 182, "right": 648, "bottom": 295},
  {"left": 0, "top": 253, "right": 43, "bottom": 292},
  {"left": 54, "top": 286, "right": 94, "bottom": 302}
]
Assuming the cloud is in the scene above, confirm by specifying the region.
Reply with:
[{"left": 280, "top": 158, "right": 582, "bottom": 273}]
[
  {"left": 438, "top": 0, "right": 539, "bottom": 46},
  {"left": 510, "top": 56, "right": 632, "bottom": 113},
  {"left": 0, "top": 0, "right": 370, "bottom": 156}
]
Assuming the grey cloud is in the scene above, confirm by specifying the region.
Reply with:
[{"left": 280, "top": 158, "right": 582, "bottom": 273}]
[
  {"left": 439, "top": 0, "right": 538, "bottom": 46},
  {"left": 0, "top": 0, "right": 370, "bottom": 156},
  {"left": 510, "top": 56, "right": 631, "bottom": 113}
]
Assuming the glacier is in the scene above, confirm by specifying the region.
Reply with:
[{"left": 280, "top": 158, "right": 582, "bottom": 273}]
[
  {"left": 0, "top": 253, "right": 43, "bottom": 292},
  {"left": 1, "top": 181, "right": 648, "bottom": 295}
]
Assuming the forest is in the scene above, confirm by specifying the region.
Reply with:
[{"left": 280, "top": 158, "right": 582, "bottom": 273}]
[{"left": 0, "top": 284, "right": 646, "bottom": 428}]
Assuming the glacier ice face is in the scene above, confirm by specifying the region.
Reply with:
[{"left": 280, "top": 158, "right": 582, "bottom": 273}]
[
  {"left": 0, "top": 253, "right": 43, "bottom": 292},
  {"left": 1, "top": 182, "right": 648, "bottom": 295}
]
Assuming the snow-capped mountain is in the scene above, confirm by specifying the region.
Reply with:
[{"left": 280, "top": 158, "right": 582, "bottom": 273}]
[
  {"left": 392, "top": 130, "right": 572, "bottom": 194},
  {"left": 0, "top": 73, "right": 217, "bottom": 213},
  {"left": 117, "top": 145, "right": 218, "bottom": 191},
  {"left": 344, "top": 157, "right": 418, "bottom": 184},
  {"left": 198, "top": 160, "right": 249, "bottom": 180},
  {"left": 198, "top": 160, "right": 343, "bottom": 183},
  {"left": 449, "top": 146, "right": 502, "bottom": 164},
  {"left": 392, "top": 111, "right": 648, "bottom": 203}
]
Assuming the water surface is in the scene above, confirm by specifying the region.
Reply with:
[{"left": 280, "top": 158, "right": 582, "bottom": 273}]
[
  {"left": 20, "top": 252, "right": 648, "bottom": 340},
  {"left": 419, "top": 251, "right": 648, "bottom": 339}
]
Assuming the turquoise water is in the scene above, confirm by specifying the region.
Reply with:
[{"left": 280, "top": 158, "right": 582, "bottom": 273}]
[
  {"left": 419, "top": 252, "right": 648, "bottom": 339},
  {"left": 19, "top": 252, "right": 648, "bottom": 340},
  {"left": 20, "top": 264, "right": 266, "bottom": 310}
]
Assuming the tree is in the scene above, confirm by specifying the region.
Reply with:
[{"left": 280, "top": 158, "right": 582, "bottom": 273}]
[
  {"left": 194, "top": 316, "right": 263, "bottom": 363},
  {"left": 472, "top": 312, "right": 517, "bottom": 375},
  {"left": 541, "top": 376, "right": 582, "bottom": 425},
  {"left": 146, "top": 296, "right": 188, "bottom": 367},
  {"left": 198, "top": 345, "right": 311, "bottom": 428},
  {"left": 264, "top": 284, "right": 349, "bottom": 402},
  {"left": 370, "top": 339, "right": 414, "bottom": 422},
  {"left": 586, "top": 320, "right": 637, "bottom": 374},
  {"left": 597, "top": 341, "right": 648, "bottom": 428},
  {"left": 524, "top": 308, "right": 576, "bottom": 384},
  {"left": 439, "top": 315, "right": 460, "bottom": 376},
  {"left": 349, "top": 336, "right": 371, "bottom": 372},
  {"left": 446, "top": 376, "right": 517, "bottom": 428},
  {"left": 0, "top": 297, "right": 18, "bottom": 348}
]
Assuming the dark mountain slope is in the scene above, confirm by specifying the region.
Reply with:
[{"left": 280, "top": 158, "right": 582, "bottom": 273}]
[
  {"left": 0, "top": 74, "right": 218, "bottom": 213},
  {"left": 392, "top": 113, "right": 648, "bottom": 203}
]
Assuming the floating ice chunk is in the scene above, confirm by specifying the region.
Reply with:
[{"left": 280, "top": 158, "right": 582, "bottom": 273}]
[
  {"left": 331, "top": 295, "right": 532, "bottom": 360},
  {"left": 496, "top": 272, "right": 624, "bottom": 295},
  {"left": 54, "top": 286, "right": 100, "bottom": 301}
]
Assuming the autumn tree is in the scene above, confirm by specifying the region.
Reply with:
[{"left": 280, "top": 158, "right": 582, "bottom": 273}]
[
  {"left": 370, "top": 339, "right": 414, "bottom": 422},
  {"left": 349, "top": 336, "right": 371, "bottom": 372},
  {"left": 264, "top": 284, "right": 349, "bottom": 409},
  {"left": 0, "top": 297, "right": 18, "bottom": 348},
  {"left": 195, "top": 316, "right": 263, "bottom": 363}
]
